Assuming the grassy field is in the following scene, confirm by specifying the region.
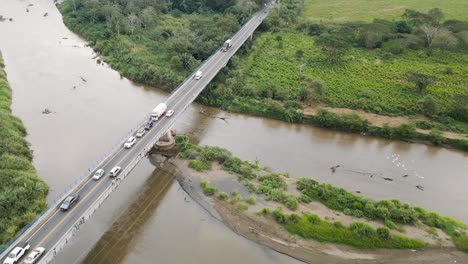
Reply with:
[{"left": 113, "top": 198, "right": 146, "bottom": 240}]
[
  {"left": 0, "top": 58, "right": 48, "bottom": 246},
  {"left": 236, "top": 32, "right": 468, "bottom": 117},
  {"left": 303, "top": 0, "right": 468, "bottom": 22}
]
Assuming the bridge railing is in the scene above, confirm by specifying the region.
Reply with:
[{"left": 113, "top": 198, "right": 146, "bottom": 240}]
[
  {"left": 39, "top": 122, "right": 166, "bottom": 264},
  {"left": 0, "top": 114, "right": 150, "bottom": 257}
]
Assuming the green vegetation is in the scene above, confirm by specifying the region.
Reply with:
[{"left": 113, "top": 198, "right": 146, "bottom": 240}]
[
  {"left": 297, "top": 177, "right": 468, "bottom": 252},
  {"left": 179, "top": 138, "right": 468, "bottom": 252},
  {"left": 246, "top": 196, "right": 256, "bottom": 205},
  {"left": 302, "top": 0, "right": 468, "bottom": 22},
  {"left": 229, "top": 194, "right": 242, "bottom": 205},
  {"left": 58, "top": 0, "right": 268, "bottom": 90},
  {"left": 238, "top": 203, "right": 249, "bottom": 212},
  {"left": 217, "top": 192, "right": 229, "bottom": 201},
  {"left": 282, "top": 212, "right": 424, "bottom": 249},
  {"left": 0, "top": 58, "right": 48, "bottom": 245},
  {"left": 199, "top": 180, "right": 217, "bottom": 196}
]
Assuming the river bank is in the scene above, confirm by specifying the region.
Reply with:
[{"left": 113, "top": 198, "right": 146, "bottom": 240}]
[
  {"left": 0, "top": 55, "right": 48, "bottom": 246},
  {"left": 171, "top": 158, "right": 467, "bottom": 263},
  {"left": 166, "top": 138, "right": 468, "bottom": 263}
]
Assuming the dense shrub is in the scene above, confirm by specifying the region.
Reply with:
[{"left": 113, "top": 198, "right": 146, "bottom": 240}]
[
  {"left": 285, "top": 195, "right": 298, "bottom": 210},
  {"left": 246, "top": 196, "right": 256, "bottom": 205},
  {"left": 377, "top": 227, "right": 391, "bottom": 240},
  {"left": 350, "top": 222, "right": 375, "bottom": 238},
  {"left": 217, "top": 192, "right": 229, "bottom": 200},
  {"left": 285, "top": 214, "right": 425, "bottom": 249},
  {"left": 299, "top": 194, "right": 312, "bottom": 203},
  {"left": 229, "top": 194, "right": 242, "bottom": 205},
  {"left": 272, "top": 207, "right": 288, "bottom": 224},
  {"left": 188, "top": 159, "right": 212, "bottom": 172},
  {"left": 238, "top": 203, "right": 249, "bottom": 212}
]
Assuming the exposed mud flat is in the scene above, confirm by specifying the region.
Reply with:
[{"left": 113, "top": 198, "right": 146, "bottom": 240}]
[{"left": 170, "top": 157, "right": 468, "bottom": 264}]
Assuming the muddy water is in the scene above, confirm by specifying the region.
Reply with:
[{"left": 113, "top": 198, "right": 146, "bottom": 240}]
[{"left": 0, "top": 0, "right": 467, "bottom": 263}]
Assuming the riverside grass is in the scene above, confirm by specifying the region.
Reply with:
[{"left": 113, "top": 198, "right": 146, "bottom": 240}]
[
  {"left": 177, "top": 136, "right": 468, "bottom": 252},
  {"left": 302, "top": 0, "right": 468, "bottom": 22},
  {"left": 0, "top": 58, "right": 48, "bottom": 246},
  {"left": 236, "top": 31, "right": 468, "bottom": 118}
]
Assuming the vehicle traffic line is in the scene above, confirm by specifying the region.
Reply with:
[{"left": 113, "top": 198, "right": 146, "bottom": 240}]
[
  {"left": 32, "top": 136, "right": 152, "bottom": 251},
  {"left": 25, "top": 146, "right": 130, "bottom": 246}
]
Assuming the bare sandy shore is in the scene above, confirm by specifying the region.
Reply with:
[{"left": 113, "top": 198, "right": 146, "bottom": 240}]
[{"left": 169, "top": 158, "right": 468, "bottom": 264}]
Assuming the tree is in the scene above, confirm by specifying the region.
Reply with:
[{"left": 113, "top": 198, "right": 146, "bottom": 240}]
[
  {"left": 126, "top": 14, "right": 140, "bottom": 34},
  {"left": 419, "top": 95, "right": 437, "bottom": 116},
  {"left": 297, "top": 86, "right": 313, "bottom": 103},
  {"left": 456, "top": 30, "right": 468, "bottom": 45},
  {"left": 298, "top": 79, "right": 326, "bottom": 103},
  {"left": 403, "top": 8, "right": 443, "bottom": 26},
  {"left": 428, "top": 8, "right": 444, "bottom": 25},
  {"left": 408, "top": 73, "right": 436, "bottom": 93},
  {"left": 402, "top": 9, "right": 431, "bottom": 26},
  {"left": 419, "top": 25, "right": 448, "bottom": 50},
  {"left": 433, "top": 32, "right": 459, "bottom": 50},
  {"left": 140, "top": 7, "right": 157, "bottom": 28},
  {"left": 315, "top": 34, "right": 350, "bottom": 63},
  {"left": 396, "top": 21, "right": 412, "bottom": 33},
  {"left": 451, "top": 95, "right": 468, "bottom": 121}
]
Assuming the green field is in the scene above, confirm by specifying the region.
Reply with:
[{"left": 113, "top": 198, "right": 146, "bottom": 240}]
[
  {"left": 0, "top": 58, "right": 48, "bottom": 246},
  {"left": 303, "top": 0, "right": 468, "bottom": 22},
  {"left": 234, "top": 32, "right": 468, "bottom": 116}
]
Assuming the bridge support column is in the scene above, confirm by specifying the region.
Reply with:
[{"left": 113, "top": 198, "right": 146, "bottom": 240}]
[{"left": 149, "top": 129, "right": 179, "bottom": 168}]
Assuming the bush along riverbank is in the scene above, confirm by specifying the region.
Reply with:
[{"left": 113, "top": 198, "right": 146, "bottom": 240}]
[
  {"left": 175, "top": 136, "right": 468, "bottom": 253},
  {"left": 0, "top": 58, "right": 48, "bottom": 246}
]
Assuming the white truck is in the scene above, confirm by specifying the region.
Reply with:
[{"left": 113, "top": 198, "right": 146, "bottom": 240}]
[
  {"left": 3, "top": 242, "right": 30, "bottom": 264},
  {"left": 221, "top": 39, "right": 232, "bottom": 52},
  {"left": 151, "top": 103, "right": 167, "bottom": 121}
]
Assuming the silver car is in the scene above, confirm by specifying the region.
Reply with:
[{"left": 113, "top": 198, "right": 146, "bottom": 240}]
[
  {"left": 92, "top": 169, "right": 105, "bottom": 180},
  {"left": 24, "top": 247, "right": 46, "bottom": 264}
]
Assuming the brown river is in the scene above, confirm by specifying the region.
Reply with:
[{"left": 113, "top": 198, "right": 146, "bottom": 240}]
[{"left": 1, "top": 0, "right": 467, "bottom": 263}]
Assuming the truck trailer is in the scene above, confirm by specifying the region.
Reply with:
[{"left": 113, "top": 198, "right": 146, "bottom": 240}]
[
  {"left": 221, "top": 39, "right": 232, "bottom": 52},
  {"left": 151, "top": 103, "right": 167, "bottom": 121}
]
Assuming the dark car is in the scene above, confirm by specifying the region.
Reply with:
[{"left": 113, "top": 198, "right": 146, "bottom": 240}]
[
  {"left": 144, "top": 120, "right": 154, "bottom": 130},
  {"left": 60, "top": 194, "right": 80, "bottom": 211}
]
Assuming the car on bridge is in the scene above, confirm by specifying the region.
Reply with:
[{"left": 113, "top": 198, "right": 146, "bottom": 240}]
[
  {"left": 166, "top": 110, "right": 174, "bottom": 117},
  {"left": 23, "top": 247, "right": 45, "bottom": 264},
  {"left": 136, "top": 128, "right": 146, "bottom": 138},
  {"left": 124, "top": 136, "right": 136, "bottom": 149},
  {"left": 92, "top": 169, "right": 105, "bottom": 180},
  {"left": 144, "top": 120, "right": 154, "bottom": 130},
  {"left": 195, "top": 70, "right": 203, "bottom": 80},
  {"left": 109, "top": 166, "right": 121, "bottom": 177},
  {"left": 60, "top": 194, "right": 80, "bottom": 211},
  {"left": 3, "top": 242, "right": 30, "bottom": 264}
]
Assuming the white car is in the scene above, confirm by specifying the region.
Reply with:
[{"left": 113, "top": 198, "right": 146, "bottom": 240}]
[
  {"left": 136, "top": 128, "right": 146, "bottom": 138},
  {"left": 92, "top": 169, "right": 105, "bottom": 180},
  {"left": 124, "top": 136, "right": 136, "bottom": 149},
  {"left": 194, "top": 70, "right": 202, "bottom": 80},
  {"left": 24, "top": 247, "right": 46, "bottom": 264},
  {"left": 109, "top": 166, "right": 121, "bottom": 177},
  {"left": 166, "top": 110, "right": 174, "bottom": 117},
  {"left": 3, "top": 243, "right": 30, "bottom": 264}
]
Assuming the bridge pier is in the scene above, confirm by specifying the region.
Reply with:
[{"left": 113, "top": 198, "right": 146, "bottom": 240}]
[{"left": 148, "top": 129, "right": 179, "bottom": 168}]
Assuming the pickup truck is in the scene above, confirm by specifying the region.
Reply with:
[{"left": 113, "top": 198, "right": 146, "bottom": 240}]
[{"left": 3, "top": 242, "right": 30, "bottom": 264}]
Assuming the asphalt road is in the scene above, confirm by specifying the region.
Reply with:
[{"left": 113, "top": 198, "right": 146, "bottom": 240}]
[{"left": 1, "top": 3, "right": 273, "bottom": 263}]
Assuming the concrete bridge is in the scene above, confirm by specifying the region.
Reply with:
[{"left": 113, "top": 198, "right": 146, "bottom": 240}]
[{"left": 0, "top": 3, "right": 274, "bottom": 264}]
